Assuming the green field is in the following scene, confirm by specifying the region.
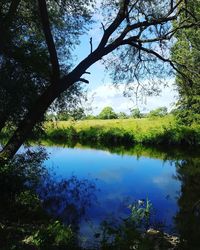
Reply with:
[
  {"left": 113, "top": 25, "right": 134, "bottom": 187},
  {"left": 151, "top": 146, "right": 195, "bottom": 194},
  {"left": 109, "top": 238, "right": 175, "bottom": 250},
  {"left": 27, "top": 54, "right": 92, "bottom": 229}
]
[
  {"left": 44, "top": 115, "right": 200, "bottom": 146},
  {"left": 48, "top": 116, "right": 174, "bottom": 132}
]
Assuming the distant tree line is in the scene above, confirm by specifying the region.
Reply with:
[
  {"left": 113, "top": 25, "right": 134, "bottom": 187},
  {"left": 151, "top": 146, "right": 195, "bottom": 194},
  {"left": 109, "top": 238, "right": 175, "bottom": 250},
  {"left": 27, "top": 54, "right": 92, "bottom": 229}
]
[{"left": 47, "top": 106, "right": 169, "bottom": 121}]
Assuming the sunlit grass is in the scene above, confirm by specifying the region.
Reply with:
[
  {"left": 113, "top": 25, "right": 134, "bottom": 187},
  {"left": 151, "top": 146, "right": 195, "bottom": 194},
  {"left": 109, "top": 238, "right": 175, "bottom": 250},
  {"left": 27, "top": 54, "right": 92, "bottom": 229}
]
[
  {"left": 43, "top": 115, "right": 200, "bottom": 146},
  {"left": 46, "top": 115, "right": 175, "bottom": 133}
]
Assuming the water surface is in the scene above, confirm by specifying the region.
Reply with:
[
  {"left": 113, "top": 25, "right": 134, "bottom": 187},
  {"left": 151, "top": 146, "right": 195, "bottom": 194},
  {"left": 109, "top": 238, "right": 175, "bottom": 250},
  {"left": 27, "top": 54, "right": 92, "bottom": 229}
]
[{"left": 43, "top": 145, "right": 184, "bottom": 236}]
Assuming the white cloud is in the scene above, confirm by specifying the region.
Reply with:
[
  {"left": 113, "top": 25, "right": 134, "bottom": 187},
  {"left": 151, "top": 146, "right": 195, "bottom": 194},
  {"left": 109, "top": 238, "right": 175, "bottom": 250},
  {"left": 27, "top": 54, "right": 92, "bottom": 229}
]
[{"left": 85, "top": 79, "right": 178, "bottom": 115}]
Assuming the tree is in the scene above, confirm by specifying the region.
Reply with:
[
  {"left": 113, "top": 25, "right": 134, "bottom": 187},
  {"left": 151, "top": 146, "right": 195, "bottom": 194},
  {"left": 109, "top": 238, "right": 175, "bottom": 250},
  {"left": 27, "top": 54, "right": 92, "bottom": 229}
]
[
  {"left": 0, "top": 0, "right": 198, "bottom": 161},
  {"left": 0, "top": 0, "right": 87, "bottom": 132},
  {"left": 130, "top": 108, "right": 141, "bottom": 118},
  {"left": 98, "top": 107, "right": 118, "bottom": 120},
  {"left": 118, "top": 112, "right": 128, "bottom": 119},
  {"left": 148, "top": 107, "right": 168, "bottom": 118},
  {"left": 172, "top": 0, "right": 200, "bottom": 125},
  {"left": 57, "top": 107, "right": 86, "bottom": 121}
]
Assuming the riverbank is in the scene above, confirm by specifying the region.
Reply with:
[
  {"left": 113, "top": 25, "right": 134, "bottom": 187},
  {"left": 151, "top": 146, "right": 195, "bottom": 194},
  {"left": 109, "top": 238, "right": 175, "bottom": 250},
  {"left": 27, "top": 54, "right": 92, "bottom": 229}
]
[{"left": 44, "top": 116, "right": 200, "bottom": 147}]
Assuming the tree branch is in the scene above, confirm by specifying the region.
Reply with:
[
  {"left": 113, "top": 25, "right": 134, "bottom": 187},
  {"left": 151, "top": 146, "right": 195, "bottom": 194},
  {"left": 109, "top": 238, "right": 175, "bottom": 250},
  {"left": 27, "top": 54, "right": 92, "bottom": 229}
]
[
  {"left": 97, "top": 0, "right": 130, "bottom": 49},
  {"left": 38, "top": 0, "right": 60, "bottom": 82},
  {"left": 123, "top": 41, "right": 192, "bottom": 82},
  {"left": 90, "top": 37, "right": 93, "bottom": 54},
  {"left": 3, "top": 0, "right": 21, "bottom": 26},
  {"left": 79, "top": 78, "right": 89, "bottom": 84}
]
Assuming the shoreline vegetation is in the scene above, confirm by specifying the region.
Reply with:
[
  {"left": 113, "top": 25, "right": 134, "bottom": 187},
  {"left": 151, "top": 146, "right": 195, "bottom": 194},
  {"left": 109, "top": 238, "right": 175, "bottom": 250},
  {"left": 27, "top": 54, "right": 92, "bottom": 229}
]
[
  {"left": 1, "top": 116, "right": 200, "bottom": 150},
  {"left": 43, "top": 116, "right": 200, "bottom": 147}
]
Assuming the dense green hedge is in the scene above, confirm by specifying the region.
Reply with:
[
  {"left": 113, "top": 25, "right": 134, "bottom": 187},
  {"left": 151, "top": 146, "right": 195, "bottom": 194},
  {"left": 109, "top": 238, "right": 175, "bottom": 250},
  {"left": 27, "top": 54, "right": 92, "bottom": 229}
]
[{"left": 45, "top": 125, "right": 200, "bottom": 147}]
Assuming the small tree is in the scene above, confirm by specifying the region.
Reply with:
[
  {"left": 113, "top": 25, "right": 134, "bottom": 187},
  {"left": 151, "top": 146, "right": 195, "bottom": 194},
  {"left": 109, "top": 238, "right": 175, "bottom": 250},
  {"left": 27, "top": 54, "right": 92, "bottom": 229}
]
[
  {"left": 85, "top": 114, "right": 97, "bottom": 120},
  {"left": 130, "top": 108, "right": 142, "bottom": 118},
  {"left": 98, "top": 107, "right": 118, "bottom": 119},
  {"left": 57, "top": 108, "right": 86, "bottom": 121},
  {"left": 118, "top": 112, "right": 128, "bottom": 119},
  {"left": 148, "top": 107, "right": 168, "bottom": 118}
]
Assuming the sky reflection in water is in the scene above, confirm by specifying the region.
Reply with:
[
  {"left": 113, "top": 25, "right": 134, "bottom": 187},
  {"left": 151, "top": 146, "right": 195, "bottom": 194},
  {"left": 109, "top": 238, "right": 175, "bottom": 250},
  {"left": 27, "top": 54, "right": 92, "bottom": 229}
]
[{"left": 44, "top": 146, "right": 180, "bottom": 234}]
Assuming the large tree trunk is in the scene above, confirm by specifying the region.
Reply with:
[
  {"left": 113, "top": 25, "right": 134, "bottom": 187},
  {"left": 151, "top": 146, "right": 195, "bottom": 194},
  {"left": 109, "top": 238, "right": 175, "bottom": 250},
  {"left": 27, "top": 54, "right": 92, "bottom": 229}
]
[{"left": 0, "top": 83, "right": 60, "bottom": 160}]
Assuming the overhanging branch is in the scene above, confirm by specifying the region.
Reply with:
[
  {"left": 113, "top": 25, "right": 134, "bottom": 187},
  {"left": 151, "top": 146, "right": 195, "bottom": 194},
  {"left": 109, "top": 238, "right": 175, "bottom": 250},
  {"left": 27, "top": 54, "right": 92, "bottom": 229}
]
[{"left": 123, "top": 41, "right": 192, "bottom": 82}]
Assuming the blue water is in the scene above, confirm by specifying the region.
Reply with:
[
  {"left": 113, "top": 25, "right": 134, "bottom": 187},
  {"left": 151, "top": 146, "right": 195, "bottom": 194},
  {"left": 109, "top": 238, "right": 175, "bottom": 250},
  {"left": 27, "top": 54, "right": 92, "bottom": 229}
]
[{"left": 43, "top": 146, "right": 181, "bottom": 236}]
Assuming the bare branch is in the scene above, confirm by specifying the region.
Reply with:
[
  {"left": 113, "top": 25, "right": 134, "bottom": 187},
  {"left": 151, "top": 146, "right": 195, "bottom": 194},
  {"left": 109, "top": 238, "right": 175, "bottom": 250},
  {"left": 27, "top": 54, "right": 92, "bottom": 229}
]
[
  {"left": 170, "top": 0, "right": 174, "bottom": 10},
  {"left": 128, "top": 0, "right": 140, "bottom": 15},
  {"left": 79, "top": 78, "right": 89, "bottom": 84},
  {"left": 112, "top": 13, "right": 179, "bottom": 46},
  {"left": 97, "top": 0, "right": 130, "bottom": 49},
  {"left": 166, "top": 0, "right": 183, "bottom": 17},
  {"left": 38, "top": 0, "right": 60, "bottom": 82},
  {"left": 101, "top": 22, "right": 105, "bottom": 32},
  {"left": 90, "top": 37, "right": 93, "bottom": 54}
]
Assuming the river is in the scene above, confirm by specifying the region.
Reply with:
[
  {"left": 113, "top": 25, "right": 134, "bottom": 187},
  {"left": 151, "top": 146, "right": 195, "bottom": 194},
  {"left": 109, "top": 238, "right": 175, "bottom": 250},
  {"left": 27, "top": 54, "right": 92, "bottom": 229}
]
[{"left": 38, "top": 144, "right": 200, "bottom": 246}]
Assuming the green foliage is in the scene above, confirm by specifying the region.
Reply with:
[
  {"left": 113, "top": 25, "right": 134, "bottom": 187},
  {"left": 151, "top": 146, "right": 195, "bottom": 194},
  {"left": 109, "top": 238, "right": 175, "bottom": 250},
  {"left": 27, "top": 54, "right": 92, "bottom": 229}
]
[
  {"left": 172, "top": 0, "right": 200, "bottom": 125},
  {"left": 57, "top": 108, "right": 86, "bottom": 121},
  {"left": 0, "top": 0, "right": 94, "bottom": 132},
  {"left": 85, "top": 114, "right": 97, "bottom": 120},
  {"left": 98, "top": 106, "right": 118, "bottom": 119},
  {"left": 118, "top": 112, "right": 128, "bottom": 119},
  {"left": 57, "top": 111, "right": 70, "bottom": 121},
  {"left": 97, "top": 199, "right": 154, "bottom": 250},
  {"left": 78, "top": 127, "right": 135, "bottom": 145},
  {"left": 148, "top": 107, "right": 168, "bottom": 118},
  {"left": 45, "top": 116, "right": 200, "bottom": 147},
  {"left": 129, "top": 199, "right": 152, "bottom": 229},
  {"left": 130, "top": 108, "right": 142, "bottom": 118},
  {"left": 45, "top": 113, "right": 57, "bottom": 121},
  {"left": 47, "top": 126, "right": 77, "bottom": 143},
  {"left": 24, "top": 221, "right": 74, "bottom": 249}
]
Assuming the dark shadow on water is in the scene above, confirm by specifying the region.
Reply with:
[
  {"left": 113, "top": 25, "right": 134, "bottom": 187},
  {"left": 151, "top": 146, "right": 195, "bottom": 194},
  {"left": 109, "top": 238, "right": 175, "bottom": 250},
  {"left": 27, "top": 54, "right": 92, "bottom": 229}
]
[
  {"left": 0, "top": 148, "right": 98, "bottom": 249},
  {"left": 174, "top": 158, "right": 200, "bottom": 250},
  {"left": 37, "top": 173, "right": 97, "bottom": 229},
  {"left": 41, "top": 139, "right": 200, "bottom": 161}
]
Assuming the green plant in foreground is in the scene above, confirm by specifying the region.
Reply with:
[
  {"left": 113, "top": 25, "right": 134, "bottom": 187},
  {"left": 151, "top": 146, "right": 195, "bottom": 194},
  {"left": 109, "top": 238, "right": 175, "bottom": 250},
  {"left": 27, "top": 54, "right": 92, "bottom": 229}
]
[
  {"left": 96, "top": 199, "right": 154, "bottom": 250},
  {"left": 129, "top": 198, "right": 153, "bottom": 230},
  {"left": 23, "top": 221, "right": 74, "bottom": 250}
]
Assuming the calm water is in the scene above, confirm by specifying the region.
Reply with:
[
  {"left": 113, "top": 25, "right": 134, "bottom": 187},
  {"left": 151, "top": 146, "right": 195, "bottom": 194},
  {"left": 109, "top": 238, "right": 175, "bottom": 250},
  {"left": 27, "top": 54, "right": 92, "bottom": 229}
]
[{"left": 43, "top": 145, "right": 185, "bottom": 237}]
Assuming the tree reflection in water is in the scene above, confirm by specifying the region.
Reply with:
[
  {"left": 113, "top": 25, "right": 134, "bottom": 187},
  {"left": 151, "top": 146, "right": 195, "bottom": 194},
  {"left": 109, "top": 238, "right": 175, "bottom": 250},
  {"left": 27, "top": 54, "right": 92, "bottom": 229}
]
[
  {"left": 175, "top": 157, "right": 200, "bottom": 250},
  {"left": 38, "top": 173, "right": 97, "bottom": 228},
  {"left": 0, "top": 148, "right": 98, "bottom": 249}
]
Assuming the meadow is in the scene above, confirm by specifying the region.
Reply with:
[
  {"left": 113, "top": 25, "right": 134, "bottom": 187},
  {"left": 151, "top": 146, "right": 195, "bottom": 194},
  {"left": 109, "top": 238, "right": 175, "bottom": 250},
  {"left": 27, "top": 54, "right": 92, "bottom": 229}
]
[{"left": 44, "top": 115, "right": 200, "bottom": 146}]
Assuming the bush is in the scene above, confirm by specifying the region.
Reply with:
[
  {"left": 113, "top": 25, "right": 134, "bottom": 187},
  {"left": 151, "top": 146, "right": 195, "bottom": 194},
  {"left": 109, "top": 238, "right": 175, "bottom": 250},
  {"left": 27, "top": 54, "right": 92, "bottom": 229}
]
[
  {"left": 98, "top": 107, "right": 118, "bottom": 119},
  {"left": 148, "top": 107, "right": 168, "bottom": 118}
]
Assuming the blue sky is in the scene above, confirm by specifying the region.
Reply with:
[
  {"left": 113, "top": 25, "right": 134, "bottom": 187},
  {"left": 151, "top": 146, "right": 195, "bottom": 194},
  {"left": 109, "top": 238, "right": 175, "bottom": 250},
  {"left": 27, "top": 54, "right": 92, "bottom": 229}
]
[{"left": 72, "top": 2, "right": 178, "bottom": 115}]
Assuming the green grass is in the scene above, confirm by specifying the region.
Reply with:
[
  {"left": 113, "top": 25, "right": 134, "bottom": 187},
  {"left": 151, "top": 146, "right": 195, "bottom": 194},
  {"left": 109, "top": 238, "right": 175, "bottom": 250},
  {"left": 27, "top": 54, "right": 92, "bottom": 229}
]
[
  {"left": 47, "top": 116, "right": 175, "bottom": 133},
  {"left": 44, "top": 115, "right": 200, "bottom": 146}
]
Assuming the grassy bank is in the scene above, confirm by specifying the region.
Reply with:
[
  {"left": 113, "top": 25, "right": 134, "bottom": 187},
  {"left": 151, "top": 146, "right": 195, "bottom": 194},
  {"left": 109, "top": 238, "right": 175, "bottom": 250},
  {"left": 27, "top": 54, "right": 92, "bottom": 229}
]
[{"left": 44, "top": 116, "right": 200, "bottom": 146}]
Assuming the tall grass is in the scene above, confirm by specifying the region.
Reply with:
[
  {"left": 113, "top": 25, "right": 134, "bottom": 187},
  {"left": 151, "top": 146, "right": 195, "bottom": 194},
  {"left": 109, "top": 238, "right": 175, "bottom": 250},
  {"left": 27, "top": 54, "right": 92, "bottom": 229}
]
[{"left": 44, "top": 116, "right": 200, "bottom": 146}]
